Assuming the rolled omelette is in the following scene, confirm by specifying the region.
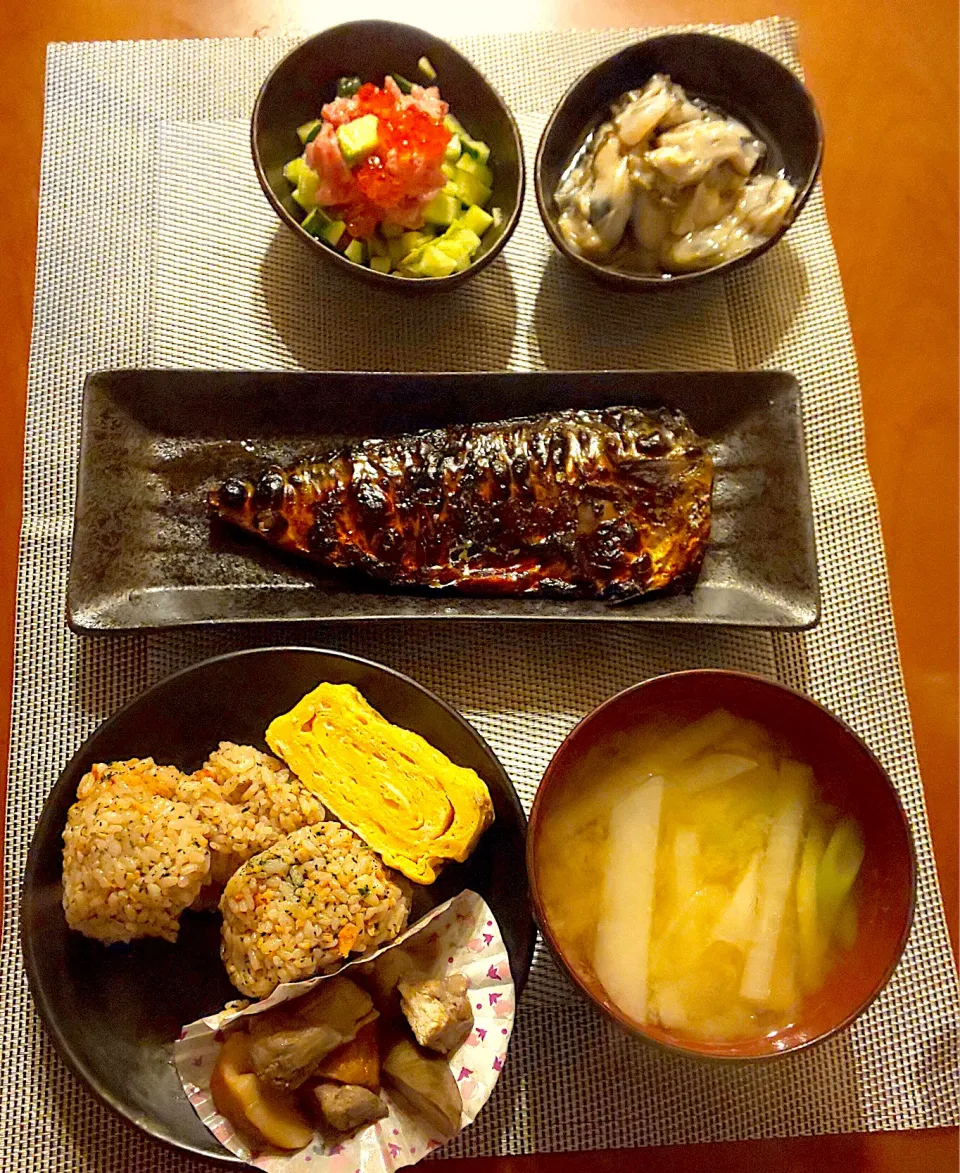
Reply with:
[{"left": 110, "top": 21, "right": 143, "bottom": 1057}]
[{"left": 265, "top": 683, "right": 494, "bottom": 884}]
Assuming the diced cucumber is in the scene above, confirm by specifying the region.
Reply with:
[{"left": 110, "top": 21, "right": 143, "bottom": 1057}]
[
  {"left": 390, "top": 73, "right": 414, "bottom": 94},
  {"left": 301, "top": 207, "right": 332, "bottom": 236},
  {"left": 337, "top": 76, "right": 362, "bottom": 98},
  {"left": 296, "top": 119, "right": 323, "bottom": 145},
  {"left": 367, "top": 234, "right": 389, "bottom": 258},
  {"left": 370, "top": 255, "right": 393, "bottom": 274},
  {"left": 387, "top": 236, "right": 411, "bottom": 265},
  {"left": 418, "top": 55, "right": 437, "bottom": 81},
  {"left": 456, "top": 156, "right": 493, "bottom": 187},
  {"left": 344, "top": 239, "right": 367, "bottom": 265},
  {"left": 283, "top": 156, "right": 306, "bottom": 185},
  {"left": 423, "top": 191, "right": 460, "bottom": 227},
  {"left": 292, "top": 167, "right": 320, "bottom": 211},
  {"left": 441, "top": 161, "right": 457, "bottom": 180},
  {"left": 443, "top": 114, "right": 467, "bottom": 139},
  {"left": 380, "top": 221, "right": 405, "bottom": 239},
  {"left": 337, "top": 115, "right": 379, "bottom": 165},
  {"left": 324, "top": 220, "right": 347, "bottom": 247},
  {"left": 417, "top": 244, "right": 459, "bottom": 278},
  {"left": 444, "top": 135, "right": 462, "bottom": 163},
  {"left": 457, "top": 204, "right": 494, "bottom": 237},
  {"left": 303, "top": 208, "right": 346, "bottom": 247},
  {"left": 460, "top": 136, "right": 491, "bottom": 165},
  {"left": 452, "top": 170, "right": 491, "bottom": 208}
]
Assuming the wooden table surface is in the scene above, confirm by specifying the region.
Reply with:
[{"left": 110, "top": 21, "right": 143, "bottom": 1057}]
[{"left": 1, "top": 0, "right": 956, "bottom": 1170}]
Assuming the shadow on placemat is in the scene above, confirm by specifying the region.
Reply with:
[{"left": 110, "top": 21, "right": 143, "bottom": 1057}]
[
  {"left": 532, "top": 240, "right": 807, "bottom": 373},
  {"left": 258, "top": 225, "right": 518, "bottom": 371}
]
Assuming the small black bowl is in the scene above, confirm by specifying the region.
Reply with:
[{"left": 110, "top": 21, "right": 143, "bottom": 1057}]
[
  {"left": 21, "top": 647, "right": 533, "bottom": 1161},
  {"left": 252, "top": 21, "right": 525, "bottom": 291},
  {"left": 535, "top": 33, "right": 823, "bottom": 290}
]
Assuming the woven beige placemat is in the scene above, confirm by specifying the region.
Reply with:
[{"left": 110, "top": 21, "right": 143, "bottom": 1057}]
[{"left": 2, "top": 18, "right": 957, "bottom": 1172}]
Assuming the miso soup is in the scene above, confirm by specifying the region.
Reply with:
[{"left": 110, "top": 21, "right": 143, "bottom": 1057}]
[{"left": 535, "top": 709, "right": 864, "bottom": 1043}]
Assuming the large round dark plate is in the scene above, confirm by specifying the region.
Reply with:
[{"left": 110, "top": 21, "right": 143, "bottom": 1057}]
[{"left": 21, "top": 647, "right": 533, "bottom": 1163}]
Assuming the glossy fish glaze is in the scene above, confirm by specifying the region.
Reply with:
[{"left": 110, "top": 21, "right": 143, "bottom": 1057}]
[{"left": 207, "top": 406, "right": 713, "bottom": 600}]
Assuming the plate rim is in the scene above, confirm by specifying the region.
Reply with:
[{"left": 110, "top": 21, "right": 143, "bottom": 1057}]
[{"left": 20, "top": 644, "right": 533, "bottom": 1163}]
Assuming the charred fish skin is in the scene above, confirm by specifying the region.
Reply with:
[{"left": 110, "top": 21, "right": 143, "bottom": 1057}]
[{"left": 207, "top": 407, "right": 713, "bottom": 600}]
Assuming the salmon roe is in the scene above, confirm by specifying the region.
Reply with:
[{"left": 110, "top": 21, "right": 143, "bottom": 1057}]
[{"left": 339, "top": 83, "right": 450, "bottom": 238}]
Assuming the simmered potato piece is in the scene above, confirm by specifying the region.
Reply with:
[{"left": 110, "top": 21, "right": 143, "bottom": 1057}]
[{"left": 210, "top": 1030, "right": 314, "bottom": 1151}]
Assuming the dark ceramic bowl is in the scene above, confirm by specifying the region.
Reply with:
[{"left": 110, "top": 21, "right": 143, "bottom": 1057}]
[
  {"left": 21, "top": 647, "right": 533, "bottom": 1162},
  {"left": 527, "top": 670, "right": 916, "bottom": 1060},
  {"left": 252, "top": 21, "right": 524, "bottom": 291},
  {"left": 535, "top": 33, "right": 823, "bottom": 290}
]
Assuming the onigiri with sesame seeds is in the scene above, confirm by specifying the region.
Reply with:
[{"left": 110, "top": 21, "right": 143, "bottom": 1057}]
[
  {"left": 220, "top": 823, "right": 412, "bottom": 997},
  {"left": 61, "top": 759, "right": 211, "bottom": 944}
]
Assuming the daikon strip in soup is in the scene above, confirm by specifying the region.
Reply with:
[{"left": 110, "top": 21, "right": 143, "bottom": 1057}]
[{"left": 535, "top": 710, "right": 864, "bottom": 1043}]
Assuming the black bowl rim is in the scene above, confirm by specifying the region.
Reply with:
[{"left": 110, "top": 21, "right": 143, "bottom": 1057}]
[
  {"left": 526, "top": 668, "right": 918, "bottom": 1062},
  {"left": 534, "top": 32, "right": 825, "bottom": 289},
  {"left": 251, "top": 20, "right": 526, "bottom": 291},
  {"left": 21, "top": 644, "right": 532, "bottom": 1162}
]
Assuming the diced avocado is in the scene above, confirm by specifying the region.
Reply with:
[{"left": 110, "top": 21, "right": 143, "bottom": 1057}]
[
  {"left": 423, "top": 191, "right": 460, "bottom": 228},
  {"left": 337, "top": 115, "right": 379, "bottom": 165},
  {"left": 399, "top": 230, "right": 434, "bottom": 255},
  {"left": 443, "top": 114, "right": 467, "bottom": 139},
  {"left": 434, "top": 238, "right": 472, "bottom": 265},
  {"left": 460, "top": 136, "right": 491, "bottom": 165},
  {"left": 301, "top": 207, "right": 333, "bottom": 237},
  {"left": 457, "top": 204, "right": 494, "bottom": 237},
  {"left": 441, "top": 161, "right": 457, "bottom": 181},
  {"left": 283, "top": 156, "right": 306, "bottom": 185},
  {"left": 444, "top": 134, "right": 462, "bottom": 163},
  {"left": 337, "top": 75, "right": 361, "bottom": 98},
  {"left": 370, "top": 255, "right": 392, "bottom": 274},
  {"left": 367, "top": 233, "right": 389, "bottom": 258},
  {"left": 418, "top": 55, "right": 437, "bottom": 81},
  {"left": 456, "top": 156, "right": 493, "bottom": 187},
  {"left": 296, "top": 119, "right": 323, "bottom": 145},
  {"left": 344, "top": 239, "right": 367, "bottom": 265},
  {"left": 417, "top": 244, "right": 459, "bottom": 278},
  {"left": 292, "top": 166, "right": 320, "bottom": 211},
  {"left": 379, "top": 221, "right": 403, "bottom": 239},
  {"left": 437, "top": 226, "right": 482, "bottom": 259}
]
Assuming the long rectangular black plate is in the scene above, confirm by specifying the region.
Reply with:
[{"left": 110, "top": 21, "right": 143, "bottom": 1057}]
[{"left": 67, "top": 370, "right": 819, "bottom": 632}]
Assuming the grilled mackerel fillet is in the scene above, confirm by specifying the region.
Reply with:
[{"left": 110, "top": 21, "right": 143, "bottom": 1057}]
[{"left": 208, "top": 406, "right": 713, "bottom": 600}]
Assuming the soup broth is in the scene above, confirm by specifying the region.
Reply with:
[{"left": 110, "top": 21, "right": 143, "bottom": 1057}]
[{"left": 536, "top": 710, "right": 864, "bottom": 1043}]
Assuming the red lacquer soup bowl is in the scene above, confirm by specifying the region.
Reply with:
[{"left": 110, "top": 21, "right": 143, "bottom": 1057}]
[{"left": 526, "top": 669, "right": 917, "bottom": 1061}]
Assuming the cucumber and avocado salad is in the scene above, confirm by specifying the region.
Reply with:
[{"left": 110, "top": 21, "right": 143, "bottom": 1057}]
[{"left": 283, "top": 84, "right": 501, "bottom": 278}]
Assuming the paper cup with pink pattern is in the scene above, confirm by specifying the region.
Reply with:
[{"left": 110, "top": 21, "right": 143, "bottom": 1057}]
[{"left": 174, "top": 889, "right": 515, "bottom": 1171}]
